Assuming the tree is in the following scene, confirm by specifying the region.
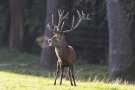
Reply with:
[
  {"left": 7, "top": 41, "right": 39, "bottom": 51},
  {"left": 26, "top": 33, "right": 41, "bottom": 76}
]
[
  {"left": 10, "top": 0, "right": 23, "bottom": 50},
  {"left": 106, "top": 0, "right": 135, "bottom": 80},
  {"left": 40, "top": 0, "right": 59, "bottom": 69}
]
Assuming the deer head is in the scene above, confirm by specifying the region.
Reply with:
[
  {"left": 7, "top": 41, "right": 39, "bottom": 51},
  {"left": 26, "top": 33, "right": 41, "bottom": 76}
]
[
  {"left": 48, "top": 32, "right": 65, "bottom": 47},
  {"left": 48, "top": 9, "right": 90, "bottom": 47}
]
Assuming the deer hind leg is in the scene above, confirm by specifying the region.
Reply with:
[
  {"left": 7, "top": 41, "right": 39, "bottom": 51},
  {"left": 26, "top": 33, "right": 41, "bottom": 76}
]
[
  {"left": 54, "top": 62, "right": 60, "bottom": 85},
  {"left": 70, "top": 65, "right": 76, "bottom": 86},
  {"left": 67, "top": 66, "right": 73, "bottom": 86},
  {"left": 60, "top": 64, "right": 64, "bottom": 85}
]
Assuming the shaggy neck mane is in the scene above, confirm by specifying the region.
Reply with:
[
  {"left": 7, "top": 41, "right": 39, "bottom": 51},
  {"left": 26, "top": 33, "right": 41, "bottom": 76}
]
[{"left": 55, "top": 40, "right": 70, "bottom": 58}]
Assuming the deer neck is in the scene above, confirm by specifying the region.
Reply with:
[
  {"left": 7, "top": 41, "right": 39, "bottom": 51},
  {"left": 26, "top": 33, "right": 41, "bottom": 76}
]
[{"left": 55, "top": 40, "right": 70, "bottom": 58}]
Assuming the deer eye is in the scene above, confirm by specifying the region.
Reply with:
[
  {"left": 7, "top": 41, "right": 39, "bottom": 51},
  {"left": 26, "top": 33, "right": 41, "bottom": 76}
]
[
  {"left": 54, "top": 37, "right": 59, "bottom": 40},
  {"left": 56, "top": 37, "right": 60, "bottom": 40}
]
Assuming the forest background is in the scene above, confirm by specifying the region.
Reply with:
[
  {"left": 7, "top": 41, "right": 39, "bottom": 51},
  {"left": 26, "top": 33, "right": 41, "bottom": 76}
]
[{"left": 0, "top": 0, "right": 135, "bottom": 81}]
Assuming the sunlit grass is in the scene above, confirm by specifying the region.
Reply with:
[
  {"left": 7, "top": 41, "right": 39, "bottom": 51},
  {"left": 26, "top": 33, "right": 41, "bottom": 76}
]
[{"left": 0, "top": 71, "right": 135, "bottom": 90}]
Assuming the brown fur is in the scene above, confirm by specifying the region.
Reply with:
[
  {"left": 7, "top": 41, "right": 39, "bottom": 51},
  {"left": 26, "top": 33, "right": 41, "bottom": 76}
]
[{"left": 48, "top": 33, "right": 76, "bottom": 86}]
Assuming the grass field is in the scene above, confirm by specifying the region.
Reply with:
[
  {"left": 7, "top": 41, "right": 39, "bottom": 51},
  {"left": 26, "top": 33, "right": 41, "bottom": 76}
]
[{"left": 0, "top": 48, "right": 135, "bottom": 90}]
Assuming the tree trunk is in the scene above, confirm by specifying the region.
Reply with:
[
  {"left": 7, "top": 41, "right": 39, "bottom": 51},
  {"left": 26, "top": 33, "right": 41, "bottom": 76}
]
[
  {"left": 40, "top": 0, "right": 58, "bottom": 69},
  {"left": 10, "top": 0, "right": 23, "bottom": 51},
  {"left": 106, "top": 0, "right": 135, "bottom": 80}
]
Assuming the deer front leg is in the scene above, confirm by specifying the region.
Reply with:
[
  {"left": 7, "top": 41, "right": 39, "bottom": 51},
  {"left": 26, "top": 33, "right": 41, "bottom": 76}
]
[
  {"left": 60, "top": 65, "right": 64, "bottom": 85},
  {"left": 54, "top": 62, "right": 60, "bottom": 85}
]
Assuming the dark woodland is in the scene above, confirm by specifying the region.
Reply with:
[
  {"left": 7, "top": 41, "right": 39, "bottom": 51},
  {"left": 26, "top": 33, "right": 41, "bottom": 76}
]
[{"left": 0, "top": 0, "right": 135, "bottom": 81}]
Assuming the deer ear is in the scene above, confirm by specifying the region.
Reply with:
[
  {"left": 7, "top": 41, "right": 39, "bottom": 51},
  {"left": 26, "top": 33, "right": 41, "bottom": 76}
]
[{"left": 53, "top": 31, "right": 57, "bottom": 35}]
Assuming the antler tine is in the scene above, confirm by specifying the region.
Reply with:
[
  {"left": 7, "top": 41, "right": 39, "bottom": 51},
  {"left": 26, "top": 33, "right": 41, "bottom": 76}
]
[
  {"left": 71, "top": 15, "right": 75, "bottom": 28},
  {"left": 58, "top": 9, "right": 61, "bottom": 16},
  {"left": 61, "top": 10, "right": 65, "bottom": 17},
  {"left": 77, "top": 10, "right": 81, "bottom": 20},
  {"left": 84, "top": 13, "right": 91, "bottom": 20},
  {"left": 58, "top": 9, "right": 64, "bottom": 18},
  {"left": 48, "top": 9, "right": 71, "bottom": 32},
  {"left": 59, "top": 11, "right": 69, "bottom": 32},
  {"left": 82, "top": 11, "right": 91, "bottom": 20},
  {"left": 60, "top": 21, "right": 65, "bottom": 31},
  {"left": 62, "top": 10, "right": 91, "bottom": 33},
  {"left": 47, "top": 23, "right": 55, "bottom": 31},
  {"left": 57, "top": 9, "right": 66, "bottom": 31},
  {"left": 62, "top": 11, "right": 69, "bottom": 20},
  {"left": 52, "top": 15, "right": 57, "bottom": 27},
  {"left": 82, "top": 11, "right": 85, "bottom": 17}
]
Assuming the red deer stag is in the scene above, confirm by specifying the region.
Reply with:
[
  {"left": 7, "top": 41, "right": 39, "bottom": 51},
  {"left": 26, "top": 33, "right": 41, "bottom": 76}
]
[{"left": 47, "top": 10, "right": 90, "bottom": 86}]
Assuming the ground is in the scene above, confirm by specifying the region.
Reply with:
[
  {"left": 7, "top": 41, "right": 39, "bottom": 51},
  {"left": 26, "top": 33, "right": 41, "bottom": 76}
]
[{"left": 0, "top": 48, "right": 134, "bottom": 90}]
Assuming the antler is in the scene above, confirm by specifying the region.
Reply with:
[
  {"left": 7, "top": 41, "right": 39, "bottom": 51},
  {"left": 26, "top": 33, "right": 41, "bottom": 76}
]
[
  {"left": 47, "top": 10, "right": 91, "bottom": 33},
  {"left": 62, "top": 10, "right": 91, "bottom": 33},
  {"left": 47, "top": 9, "right": 69, "bottom": 32}
]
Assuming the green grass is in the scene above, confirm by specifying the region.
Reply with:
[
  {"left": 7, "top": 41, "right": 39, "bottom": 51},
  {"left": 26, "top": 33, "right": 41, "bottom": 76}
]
[
  {"left": 0, "top": 72, "right": 135, "bottom": 90},
  {"left": 0, "top": 48, "right": 135, "bottom": 90}
]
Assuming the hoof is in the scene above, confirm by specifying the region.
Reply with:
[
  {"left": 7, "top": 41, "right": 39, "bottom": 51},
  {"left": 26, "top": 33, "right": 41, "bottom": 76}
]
[{"left": 71, "top": 83, "right": 73, "bottom": 86}]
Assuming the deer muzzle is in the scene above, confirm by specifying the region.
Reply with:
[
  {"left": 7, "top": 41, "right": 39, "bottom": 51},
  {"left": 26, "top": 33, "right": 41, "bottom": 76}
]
[{"left": 48, "top": 39, "right": 52, "bottom": 46}]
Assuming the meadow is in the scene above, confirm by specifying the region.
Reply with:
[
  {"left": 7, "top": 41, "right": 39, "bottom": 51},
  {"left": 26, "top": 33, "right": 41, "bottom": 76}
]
[{"left": 0, "top": 48, "right": 134, "bottom": 90}]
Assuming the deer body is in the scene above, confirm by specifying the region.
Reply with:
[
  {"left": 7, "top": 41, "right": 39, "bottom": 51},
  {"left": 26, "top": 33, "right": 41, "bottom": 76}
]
[
  {"left": 47, "top": 9, "right": 90, "bottom": 86},
  {"left": 48, "top": 33, "right": 76, "bottom": 86},
  {"left": 55, "top": 42, "right": 76, "bottom": 65}
]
